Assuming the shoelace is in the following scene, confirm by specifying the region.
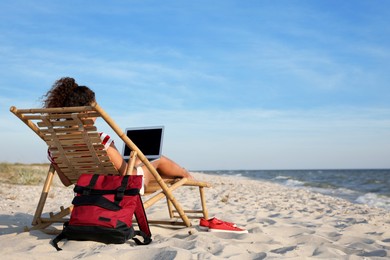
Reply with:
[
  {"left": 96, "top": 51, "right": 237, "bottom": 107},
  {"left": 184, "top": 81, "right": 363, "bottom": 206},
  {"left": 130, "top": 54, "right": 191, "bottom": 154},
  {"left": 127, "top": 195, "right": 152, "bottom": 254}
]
[{"left": 213, "top": 220, "right": 236, "bottom": 227}]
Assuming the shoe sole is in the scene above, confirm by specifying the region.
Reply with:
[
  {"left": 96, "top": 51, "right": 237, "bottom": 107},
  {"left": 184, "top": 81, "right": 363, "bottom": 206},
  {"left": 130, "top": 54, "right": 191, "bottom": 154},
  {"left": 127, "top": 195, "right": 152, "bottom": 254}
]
[
  {"left": 208, "top": 228, "right": 248, "bottom": 234},
  {"left": 199, "top": 226, "right": 209, "bottom": 231}
]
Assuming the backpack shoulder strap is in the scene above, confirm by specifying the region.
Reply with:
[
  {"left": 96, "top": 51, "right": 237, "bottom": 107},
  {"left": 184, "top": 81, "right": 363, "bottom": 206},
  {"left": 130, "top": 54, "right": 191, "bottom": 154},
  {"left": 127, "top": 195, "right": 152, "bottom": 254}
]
[
  {"left": 51, "top": 223, "right": 69, "bottom": 251},
  {"left": 133, "top": 194, "right": 152, "bottom": 245}
]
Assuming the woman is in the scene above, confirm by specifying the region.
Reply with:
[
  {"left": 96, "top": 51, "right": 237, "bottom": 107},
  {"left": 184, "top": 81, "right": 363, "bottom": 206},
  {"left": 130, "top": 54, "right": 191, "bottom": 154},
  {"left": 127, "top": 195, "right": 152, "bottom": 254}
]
[{"left": 43, "top": 77, "right": 193, "bottom": 189}]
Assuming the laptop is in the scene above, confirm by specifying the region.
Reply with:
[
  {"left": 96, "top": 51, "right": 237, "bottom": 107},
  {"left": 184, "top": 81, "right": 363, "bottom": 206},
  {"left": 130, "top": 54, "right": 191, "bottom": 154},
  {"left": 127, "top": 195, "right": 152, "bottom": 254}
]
[{"left": 122, "top": 126, "right": 164, "bottom": 162}]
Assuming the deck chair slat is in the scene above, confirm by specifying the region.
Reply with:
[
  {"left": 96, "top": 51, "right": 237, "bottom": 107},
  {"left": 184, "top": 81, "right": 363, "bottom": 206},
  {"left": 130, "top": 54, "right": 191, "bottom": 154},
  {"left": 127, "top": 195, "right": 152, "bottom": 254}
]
[
  {"left": 13, "top": 106, "right": 95, "bottom": 114},
  {"left": 45, "top": 139, "right": 102, "bottom": 146},
  {"left": 55, "top": 162, "right": 116, "bottom": 168},
  {"left": 56, "top": 164, "right": 117, "bottom": 173},
  {"left": 59, "top": 156, "right": 112, "bottom": 164},
  {"left": 48, "top": 141, "right": 103, "bottom": 147},
  {"left": 40, "top": 113, "right": 100, "bottom": 120},
  {"left": 55, "top": 131, "right": 99, "bottom": 136},
  {"left": 40, "top": 127, "right": 97, "bottom": 134},
  {"left": 40, "top": 117, "right": 94, "bottom": 125},
  {"left": 44, "top": 136, "right": 101, "bottom": 143},
  {"left": 49, "top": 143, "right": 90, "bottom": 148},
  {"left": 37, "top": 120, "right": 95, "bottom": 128},
  {"left": 64, "top": 170, "right": 118, "bottom": 177},
  {"left": 41, "top": 131, "right": 98, "bottom": 138},
  {"left": 51, "top": 150, "right": 109, "bottom": 156},
  {"left": 65, "top": 164, "right": 115, "bottom": 170},
  {"left": 54, "top": 155, "right": 110, "bottom": 164},
  {"left": 49, "top": 150, "right": 108, "bottom": 158},
  {"left": 43, "top": 134, "right": 101, "bottom": 141},
  {"left": 71, "top": 167, "right": 117, "bottom": 172},
  {"left": 23, "top": 114, "right": 99, "bottom": 121},
  {"left": 54, "top": 156, "right": 113, "bottom": 164},
  {"left": 22, "top": 115, "right": 51, "bottom": 120},
  {"left": 48, "top": 151, "right": 107, "bottom": 158}
]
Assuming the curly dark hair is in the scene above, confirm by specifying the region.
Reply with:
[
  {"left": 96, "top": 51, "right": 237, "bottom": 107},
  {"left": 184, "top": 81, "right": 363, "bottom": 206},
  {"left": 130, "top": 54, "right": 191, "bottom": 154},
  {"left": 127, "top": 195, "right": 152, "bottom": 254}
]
[{"left": 43, "top": 77, "right": 96, "bottom": 108}]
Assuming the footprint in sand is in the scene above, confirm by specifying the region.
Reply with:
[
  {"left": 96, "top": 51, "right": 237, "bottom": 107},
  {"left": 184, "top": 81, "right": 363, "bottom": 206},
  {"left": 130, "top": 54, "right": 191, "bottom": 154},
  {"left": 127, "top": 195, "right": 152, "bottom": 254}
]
[
  {"left": 326, "top": 232, "right": 342, "bottom": 241},
  {"left": 270, "top": 245, "right": 297, "bottom": 254},
  {"left": 357, "top": 249, "right": 387, "bottom": 257},
  {"left": 259, "top": 218, "right": 276, "bottom": 225}
]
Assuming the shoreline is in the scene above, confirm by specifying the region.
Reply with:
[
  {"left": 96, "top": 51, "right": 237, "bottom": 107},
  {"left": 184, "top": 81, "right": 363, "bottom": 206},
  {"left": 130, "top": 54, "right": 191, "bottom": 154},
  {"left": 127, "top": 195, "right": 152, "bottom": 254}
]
[
  {"left": 198, "top": 169, "right": 390, "bottom": 212},
  {"left": 1, "top": 172, "right": 389, "bottom": 259}
]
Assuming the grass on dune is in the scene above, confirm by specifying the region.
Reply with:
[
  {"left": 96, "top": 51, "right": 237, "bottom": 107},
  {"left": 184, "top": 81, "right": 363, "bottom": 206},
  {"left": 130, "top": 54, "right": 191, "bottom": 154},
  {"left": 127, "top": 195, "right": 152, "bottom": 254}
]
[{"left": 0, "top": 163, "right": 50, "bottom": 185}]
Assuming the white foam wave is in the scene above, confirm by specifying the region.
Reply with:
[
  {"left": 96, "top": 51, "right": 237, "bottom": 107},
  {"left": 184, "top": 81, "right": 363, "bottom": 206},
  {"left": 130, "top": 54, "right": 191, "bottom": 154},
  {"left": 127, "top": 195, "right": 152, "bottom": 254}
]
[
  {"left": 356, "top": 193, "right": 390, "bottom": 211},
  {"left": 274, "top": 175, "right": 289, "bottom": 180},
  {"left": 284, "top": 179, "right": 305, "bottom": 187},
  {"left": 222, "top": 173, "right": 243, "bottom": 177}
]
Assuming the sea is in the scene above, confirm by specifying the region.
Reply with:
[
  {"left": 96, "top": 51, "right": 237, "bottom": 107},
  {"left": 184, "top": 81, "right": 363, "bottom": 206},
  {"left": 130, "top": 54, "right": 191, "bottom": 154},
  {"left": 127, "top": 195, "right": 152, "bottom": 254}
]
[{"left": 199, "top": 169, "right": 390, "bottom": 211}]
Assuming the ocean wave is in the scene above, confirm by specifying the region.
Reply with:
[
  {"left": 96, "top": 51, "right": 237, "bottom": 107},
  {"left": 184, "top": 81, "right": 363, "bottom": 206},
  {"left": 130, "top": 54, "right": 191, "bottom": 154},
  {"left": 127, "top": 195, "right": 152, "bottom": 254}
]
[
  {"left": 283, "top": 179, "right": 305, "bottom": 187},
  {"left": 356, "top": 193, "right": 390, "bottom": 211},
  {"left": 273, "top": 175, "right": 290, "bottom": 180}
]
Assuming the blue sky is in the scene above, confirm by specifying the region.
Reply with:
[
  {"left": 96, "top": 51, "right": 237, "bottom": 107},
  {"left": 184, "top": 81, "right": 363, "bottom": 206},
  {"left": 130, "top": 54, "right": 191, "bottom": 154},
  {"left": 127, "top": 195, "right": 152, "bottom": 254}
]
[{"left": 1, "top": 0, "right": 389, "bottom": 170}]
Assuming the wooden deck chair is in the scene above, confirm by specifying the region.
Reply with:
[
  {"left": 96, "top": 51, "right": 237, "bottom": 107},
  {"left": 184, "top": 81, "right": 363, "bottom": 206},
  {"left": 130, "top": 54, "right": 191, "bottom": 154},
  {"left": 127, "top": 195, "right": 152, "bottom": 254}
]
[{"left": 10, "top": 102, "right": 210, "bottom": 232}]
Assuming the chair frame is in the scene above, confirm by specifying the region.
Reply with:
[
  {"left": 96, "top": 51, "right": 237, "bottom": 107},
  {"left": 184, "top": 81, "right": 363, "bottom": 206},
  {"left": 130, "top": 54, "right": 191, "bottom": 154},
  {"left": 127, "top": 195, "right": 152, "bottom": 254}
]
[{"left": 10, "top": 102, "right": 210, "bottom": 232}]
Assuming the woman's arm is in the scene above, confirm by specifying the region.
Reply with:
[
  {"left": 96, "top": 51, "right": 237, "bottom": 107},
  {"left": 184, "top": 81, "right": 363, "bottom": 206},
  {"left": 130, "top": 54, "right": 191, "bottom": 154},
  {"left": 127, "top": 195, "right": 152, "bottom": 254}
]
[
  {"left": 106, "top": 142, "right": 129, "bottom": 175},
  {"left": 52, "top": 163, "right": 73, "bottom": 186}
]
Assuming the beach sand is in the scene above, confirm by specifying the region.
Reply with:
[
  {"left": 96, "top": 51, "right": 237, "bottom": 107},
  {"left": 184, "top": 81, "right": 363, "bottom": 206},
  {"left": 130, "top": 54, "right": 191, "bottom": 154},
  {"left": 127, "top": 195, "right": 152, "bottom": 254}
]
[{"left": 1, "top": 172, "right": 389, "bottom": 259}]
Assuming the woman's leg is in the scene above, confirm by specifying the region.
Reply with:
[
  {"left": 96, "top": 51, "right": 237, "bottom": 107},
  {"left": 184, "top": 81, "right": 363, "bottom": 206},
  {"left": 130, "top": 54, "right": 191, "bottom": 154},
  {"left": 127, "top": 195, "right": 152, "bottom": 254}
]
[{"left": 140, "top": 155, "right": 193, "bottom": 186}]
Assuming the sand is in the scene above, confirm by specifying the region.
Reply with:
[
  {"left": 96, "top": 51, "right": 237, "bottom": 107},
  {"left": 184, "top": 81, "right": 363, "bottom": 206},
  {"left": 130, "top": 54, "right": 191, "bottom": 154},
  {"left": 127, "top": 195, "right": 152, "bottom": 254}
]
[{"left": 1, "top": 172, "right": 389, "bottom": 259}]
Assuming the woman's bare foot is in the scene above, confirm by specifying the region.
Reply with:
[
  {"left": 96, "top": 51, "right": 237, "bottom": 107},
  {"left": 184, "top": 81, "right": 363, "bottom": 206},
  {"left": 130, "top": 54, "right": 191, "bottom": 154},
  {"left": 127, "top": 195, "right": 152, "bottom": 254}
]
[{"left": 183, "top": 168, "right": 195, "bottom": 180}]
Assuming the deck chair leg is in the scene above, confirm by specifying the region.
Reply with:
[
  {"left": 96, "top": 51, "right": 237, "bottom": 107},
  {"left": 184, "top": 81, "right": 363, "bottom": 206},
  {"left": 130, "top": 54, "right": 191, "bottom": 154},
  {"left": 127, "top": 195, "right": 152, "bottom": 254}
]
[
  {"left": 199, "top": 186, "right": 209, "bottom": 219},
  {"left": 166, "top": 197, "right": 174, "bottom": 218},
  {"left": 31, "top": 164, "right": 56, "bottom": 225},
  {"left": 28, "top": 205, "right": 73, "bottom": 231},
  {"left": 143, "top": 178, "right": 192, "bottom": 227},
  {"left": 165, "top": 190, "right": 191, "bottom": 227}
]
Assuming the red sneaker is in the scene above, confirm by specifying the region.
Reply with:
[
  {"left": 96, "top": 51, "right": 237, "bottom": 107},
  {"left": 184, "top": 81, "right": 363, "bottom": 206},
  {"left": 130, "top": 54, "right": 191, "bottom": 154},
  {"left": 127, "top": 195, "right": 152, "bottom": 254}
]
[
  {"left": 199, "top": 218, "right": 211, "bottom": 230},
  {"left": 208, "top": 220, "right": 248, "bottom": 234},
  {"left": 199, "top": 217, "right": 237, "bottom": 231}
]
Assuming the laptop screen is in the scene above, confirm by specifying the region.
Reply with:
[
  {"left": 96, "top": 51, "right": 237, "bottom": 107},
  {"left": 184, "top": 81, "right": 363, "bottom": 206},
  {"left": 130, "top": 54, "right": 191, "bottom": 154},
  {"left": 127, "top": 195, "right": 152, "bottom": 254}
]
[{"left": 122, "top": 126, "right": 164, "bottom": 161}]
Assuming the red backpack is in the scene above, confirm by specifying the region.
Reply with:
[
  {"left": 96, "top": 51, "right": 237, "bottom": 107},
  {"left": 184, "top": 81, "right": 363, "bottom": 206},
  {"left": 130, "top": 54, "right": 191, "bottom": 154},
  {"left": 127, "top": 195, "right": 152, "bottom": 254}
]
[{"left": 52, "top": 174, "right": 152, "bottom": 250}]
